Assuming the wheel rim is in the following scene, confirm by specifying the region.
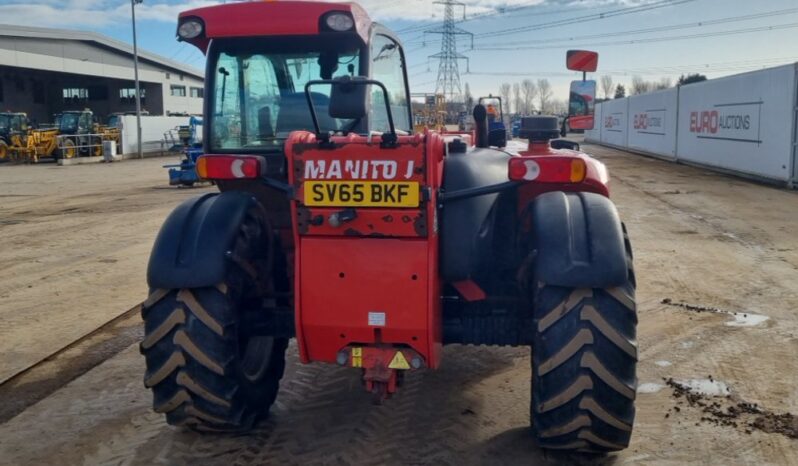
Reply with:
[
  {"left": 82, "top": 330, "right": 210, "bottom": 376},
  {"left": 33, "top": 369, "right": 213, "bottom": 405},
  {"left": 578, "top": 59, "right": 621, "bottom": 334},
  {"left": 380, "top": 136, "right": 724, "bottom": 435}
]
[
  {"left": 0, "top": 144, "right": 7, "bottom": 160},
  {"left": 240, "top": 336, "right": 274, "bottom": 382},
  {"left": 64, "top": 141, "right": 76, "bottom": 159}
]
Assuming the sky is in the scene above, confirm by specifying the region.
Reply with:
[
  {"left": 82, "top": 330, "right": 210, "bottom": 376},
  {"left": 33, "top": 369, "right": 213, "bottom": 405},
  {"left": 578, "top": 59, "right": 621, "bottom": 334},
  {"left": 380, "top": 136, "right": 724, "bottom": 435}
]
[{"left": 2, "top": 0, "right": 798, "bottom": 104}]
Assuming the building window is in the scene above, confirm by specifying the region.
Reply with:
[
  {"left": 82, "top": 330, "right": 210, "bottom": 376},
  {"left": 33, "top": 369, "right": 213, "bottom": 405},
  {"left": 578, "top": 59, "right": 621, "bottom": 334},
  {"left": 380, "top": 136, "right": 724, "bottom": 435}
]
[
  {"left": 63, "top": 88, "right": 89, "bottom": 100},
  {"left": 170, "top": 85, "right": 186, "bottom": 97},
  {"left": 190, "top": 87, "right": 204, "bottom": 98},
  {"left": 33, "top": 81, "right": 45, "bottom": 104},
  {"left": 180, "top": 74, "right": 184, "bottom": 81},
  {"left": 165, "top": 72, "right": 171, "bottom": 80},
  {"left": 119, "top": 88, "right": 146, "bottom": 106}
]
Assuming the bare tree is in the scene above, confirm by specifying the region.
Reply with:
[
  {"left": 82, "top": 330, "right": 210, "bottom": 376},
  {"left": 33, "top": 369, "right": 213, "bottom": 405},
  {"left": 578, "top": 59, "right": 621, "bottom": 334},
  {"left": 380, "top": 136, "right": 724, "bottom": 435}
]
[
  {"left": 549, "top": 99, "right": 568, "bottom": 116},
  {"left": 537, "top": 78, "right": 553, "bottom": 114},
  {"left": 521, "top": 79, "right": 537, "bottom": 114},
  {"left": 464, "top": 82, "right": 474, "bottom": 111},
  {"left": 512, "top": 82, "right": 522, "bottom": 116},
  {"left": 630, "top": 76, "right": 652, "bottom": 95},
  {"left": 499, "top": 82, "right": 512, "bottom": 116},
  {"left": 600, "top": 75, "right": 614, "bottom": 99},
  {"left": 654, "top": 77, "right": 672, "bottom": 90}
]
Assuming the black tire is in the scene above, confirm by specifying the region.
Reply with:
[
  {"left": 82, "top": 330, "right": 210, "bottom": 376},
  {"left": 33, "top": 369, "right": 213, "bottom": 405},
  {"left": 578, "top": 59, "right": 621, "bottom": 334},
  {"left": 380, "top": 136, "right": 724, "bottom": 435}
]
[
  {"left": 531, "top": 226, "right": 637, "bottom": 452},
  {"left": 140, "top": 205, "right": 288, "bottom": 431}
]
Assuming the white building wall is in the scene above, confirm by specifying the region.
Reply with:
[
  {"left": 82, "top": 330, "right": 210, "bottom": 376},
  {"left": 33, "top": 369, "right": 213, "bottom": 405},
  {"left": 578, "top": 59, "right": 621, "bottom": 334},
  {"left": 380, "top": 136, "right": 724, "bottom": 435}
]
[
  {"left": 676, "top": 64, "right": 796, "bottom": 182},
  {"left": 161, "top": 75, "right": 204, "bottom": 115},
  {"left": 626, "top": 88, "right": 678, "bottom": 160},
  {"left": 586, "top": 63, "right": 798, "bottom": 186},
  {"left": 599, "top": 97, "right": 629, "bottom": 148}
]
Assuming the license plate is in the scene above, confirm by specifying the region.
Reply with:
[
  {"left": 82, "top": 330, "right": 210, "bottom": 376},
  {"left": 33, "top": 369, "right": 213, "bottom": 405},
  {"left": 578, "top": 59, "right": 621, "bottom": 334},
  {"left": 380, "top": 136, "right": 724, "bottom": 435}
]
[{"left": 304, "top": 181, "right": 420, "bottom": 207}]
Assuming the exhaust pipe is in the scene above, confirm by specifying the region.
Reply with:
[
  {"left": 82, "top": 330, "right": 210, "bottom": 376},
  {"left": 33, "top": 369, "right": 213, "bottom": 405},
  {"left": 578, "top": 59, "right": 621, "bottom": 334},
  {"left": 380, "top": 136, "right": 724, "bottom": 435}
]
[{"left": 473, "top": 104, "right": 489, "bottom": 148}]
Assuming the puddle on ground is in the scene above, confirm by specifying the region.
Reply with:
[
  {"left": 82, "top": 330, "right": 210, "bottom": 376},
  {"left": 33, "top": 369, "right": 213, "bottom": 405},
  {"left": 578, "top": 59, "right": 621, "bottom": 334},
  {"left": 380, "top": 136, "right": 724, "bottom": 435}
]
[
  {"left": 655, "top": 360, "right": 672, "bottom": 367},
  {"left": 638, "top": 383, "right": 666, "bottom": 394},
  {"left": 661, "top": 298, "right": 769, "bottom": 328},
  {"left": 675, "top": 378, "right": 730, "bottom": 396}
]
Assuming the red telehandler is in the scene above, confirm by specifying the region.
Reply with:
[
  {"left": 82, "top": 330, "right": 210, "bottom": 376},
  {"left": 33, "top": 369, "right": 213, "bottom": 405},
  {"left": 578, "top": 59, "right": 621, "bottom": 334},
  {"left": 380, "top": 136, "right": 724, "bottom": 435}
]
[{"left": 141, "top": 1, "right": 637, "bottom": 452}]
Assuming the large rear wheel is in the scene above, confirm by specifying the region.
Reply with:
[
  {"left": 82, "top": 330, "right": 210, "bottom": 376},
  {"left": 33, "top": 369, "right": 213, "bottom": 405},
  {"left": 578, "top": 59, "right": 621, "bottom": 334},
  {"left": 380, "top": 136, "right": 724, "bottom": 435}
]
[
  {"left": 140, "top": 206, "right": 288, "bottom": 431},
  {"left": 531, "top": 228, "right": 637, "bottom": 452},
  {"left": 59, "top": 138, "right": 77, "bottom": 159}
]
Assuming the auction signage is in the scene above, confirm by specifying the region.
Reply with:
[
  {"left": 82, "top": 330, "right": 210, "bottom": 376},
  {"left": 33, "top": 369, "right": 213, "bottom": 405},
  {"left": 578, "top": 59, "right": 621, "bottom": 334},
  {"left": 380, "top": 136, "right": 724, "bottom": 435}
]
[
  {"left": 677, "top": 64, "right": 795, "bottom": 181},
  {"left": 627, "top": 88, "right": 678, "bottom": 159},
  {"left": 599, "top": 97, "right": 628, "bottom": 147}
]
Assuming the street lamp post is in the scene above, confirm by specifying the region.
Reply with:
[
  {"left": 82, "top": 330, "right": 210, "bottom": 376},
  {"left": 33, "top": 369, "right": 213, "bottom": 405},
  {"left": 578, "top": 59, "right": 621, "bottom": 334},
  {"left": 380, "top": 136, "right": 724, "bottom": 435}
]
[{"left": 131, "top": 0, "right": 144, "bottom": 159}]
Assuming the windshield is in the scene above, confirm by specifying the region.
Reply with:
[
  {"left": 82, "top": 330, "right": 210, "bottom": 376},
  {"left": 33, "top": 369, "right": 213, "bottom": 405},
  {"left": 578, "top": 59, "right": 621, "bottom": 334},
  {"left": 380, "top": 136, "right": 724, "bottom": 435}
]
[
  {"left": 60, "top": 113, "right": 80, "bottom": 132},
  {"left": 0, "top": 115, "right": 9, "bottom": 132},
  {"left": 210, "top": 41, "right": 361, "bottom": 152}
]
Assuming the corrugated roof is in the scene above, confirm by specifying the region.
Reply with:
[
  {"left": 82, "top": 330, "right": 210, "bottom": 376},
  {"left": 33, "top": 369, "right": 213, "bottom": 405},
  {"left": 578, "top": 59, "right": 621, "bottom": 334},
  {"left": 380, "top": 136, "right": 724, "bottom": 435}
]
[{"left": 0, "top": 24, "right": 204, "bottom": 79}]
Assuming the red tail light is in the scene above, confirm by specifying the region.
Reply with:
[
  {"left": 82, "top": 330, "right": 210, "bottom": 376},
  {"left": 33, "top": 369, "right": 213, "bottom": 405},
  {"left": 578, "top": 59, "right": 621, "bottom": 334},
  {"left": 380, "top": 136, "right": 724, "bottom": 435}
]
[
  {"left": 196, "top": 155, "right": 264, "bottom": 180},
  {"left": 508, "top": 156, "right": 586, "bottom": 183}
]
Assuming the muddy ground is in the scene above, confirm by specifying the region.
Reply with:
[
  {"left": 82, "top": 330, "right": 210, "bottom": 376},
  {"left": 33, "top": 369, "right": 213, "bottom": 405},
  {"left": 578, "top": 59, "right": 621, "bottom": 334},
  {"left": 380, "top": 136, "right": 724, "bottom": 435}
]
[{"left": 0, "top": 143, "right": 797, "bottom": 465}]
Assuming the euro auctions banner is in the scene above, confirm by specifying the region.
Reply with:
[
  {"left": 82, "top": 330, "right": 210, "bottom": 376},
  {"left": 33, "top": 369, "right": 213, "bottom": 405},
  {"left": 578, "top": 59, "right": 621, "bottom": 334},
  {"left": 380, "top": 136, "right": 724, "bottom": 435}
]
[
  {"left": 599, "top": 98, "right": 628, "bottom": 148},
  {"left": 627, "top": 88, "right": 678, "bottom": 160},
  {"left": 677, "top": 64, "right": 796, "bottom": 181}
]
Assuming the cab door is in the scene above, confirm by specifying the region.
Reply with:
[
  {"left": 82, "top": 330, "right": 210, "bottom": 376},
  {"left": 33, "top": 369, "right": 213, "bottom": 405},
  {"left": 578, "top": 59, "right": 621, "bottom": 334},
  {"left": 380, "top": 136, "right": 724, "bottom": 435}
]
[{"left": 367, "top": 32, "right": 412, "bottom": 134}]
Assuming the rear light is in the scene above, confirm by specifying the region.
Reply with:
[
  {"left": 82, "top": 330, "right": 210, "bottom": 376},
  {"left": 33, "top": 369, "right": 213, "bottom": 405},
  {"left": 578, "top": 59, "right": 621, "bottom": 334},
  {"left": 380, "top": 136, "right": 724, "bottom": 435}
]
[
  {"left": 196, "top": 155, "right": 264, "bottom": 180},
  {"left": 323, "top": 12, "right": 355, "bottom": 31},
  {"left": 508, "top": 156, "right": 587, "bottom": 183}
]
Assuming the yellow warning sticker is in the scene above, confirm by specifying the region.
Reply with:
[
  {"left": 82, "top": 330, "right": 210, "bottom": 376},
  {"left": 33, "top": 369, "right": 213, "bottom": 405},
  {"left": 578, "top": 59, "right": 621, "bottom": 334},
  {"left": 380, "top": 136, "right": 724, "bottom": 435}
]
[
  {"left": 388, "top": 351, "right": 410, "bottom": 370},
  {"left": 352, "top": 347, "right": 362, "bottom": 368}
]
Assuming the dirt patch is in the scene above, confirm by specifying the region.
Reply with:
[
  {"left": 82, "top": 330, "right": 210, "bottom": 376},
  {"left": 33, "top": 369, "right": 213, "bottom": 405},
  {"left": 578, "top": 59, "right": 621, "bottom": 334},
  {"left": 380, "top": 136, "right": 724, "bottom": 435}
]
[
  {"left": 665, "top": 378, "right": 798, "bottom": 440},
  {"left": 660, "top": 298, "right": 769, "bottom": 326}
]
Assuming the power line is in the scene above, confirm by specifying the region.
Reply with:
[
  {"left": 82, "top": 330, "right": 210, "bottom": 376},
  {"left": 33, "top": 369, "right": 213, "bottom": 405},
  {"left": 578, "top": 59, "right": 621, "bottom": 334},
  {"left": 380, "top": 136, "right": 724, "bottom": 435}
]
[
  {"left": 401, "top": 0, "right": 697, "bottom": 46},
  {"left": 459, "top": 56, "right": 798, "bottom": 77},
  {"left": 476, "top": 0, "right": 697, "bottom": 39},
  {"left": 395, "top": 0, "right": 572, "bottom": 35},
  {"left": 473, "top": 22, "right": 798, "bottom": 51},
  {"left": 474, "top": 7, "right": 798, "bottom": 48}
]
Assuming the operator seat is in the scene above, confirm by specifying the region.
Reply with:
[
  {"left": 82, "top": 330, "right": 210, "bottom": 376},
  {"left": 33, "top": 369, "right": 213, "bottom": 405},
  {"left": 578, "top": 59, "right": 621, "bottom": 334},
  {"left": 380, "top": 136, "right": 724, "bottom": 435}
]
[{"left": 275, "top": 92, "right": 337, "bottom": 136}]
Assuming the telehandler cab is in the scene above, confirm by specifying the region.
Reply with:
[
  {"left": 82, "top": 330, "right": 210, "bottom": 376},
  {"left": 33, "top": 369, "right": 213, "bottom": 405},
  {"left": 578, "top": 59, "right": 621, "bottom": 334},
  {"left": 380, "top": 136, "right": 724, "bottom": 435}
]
[{"left": 141, "top": 1, "right": 637, "bottom": 453}]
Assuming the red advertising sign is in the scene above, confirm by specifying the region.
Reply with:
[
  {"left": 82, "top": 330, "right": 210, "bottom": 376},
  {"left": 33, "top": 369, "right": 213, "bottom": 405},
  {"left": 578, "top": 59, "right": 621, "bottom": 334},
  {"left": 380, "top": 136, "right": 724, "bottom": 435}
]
[{"left": 566, "top": 50, "right": 598, "bottom": 72}]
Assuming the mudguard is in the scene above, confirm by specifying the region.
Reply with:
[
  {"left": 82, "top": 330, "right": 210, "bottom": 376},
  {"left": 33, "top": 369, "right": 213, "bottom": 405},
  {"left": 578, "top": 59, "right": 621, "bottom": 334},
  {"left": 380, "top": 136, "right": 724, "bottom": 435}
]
[
  {"left": 440, "top": 147, "right": 512, "bottom": 281},
  {"left": 532, "top": 191, "right": 628, "bottom": 289},
  {"left": 147, "top": 191, "right": 256, "bottom": 289}
]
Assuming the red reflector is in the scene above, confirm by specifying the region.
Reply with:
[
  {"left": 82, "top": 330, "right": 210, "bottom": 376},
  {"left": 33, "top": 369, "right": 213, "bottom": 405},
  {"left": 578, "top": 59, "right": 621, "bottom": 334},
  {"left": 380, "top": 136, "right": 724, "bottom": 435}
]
[
  {"left": 196, "top": 155, "right": 263, "bottom": 180},
  {"left": 508, "top": 156, "right": 587, "bottom": 183}
]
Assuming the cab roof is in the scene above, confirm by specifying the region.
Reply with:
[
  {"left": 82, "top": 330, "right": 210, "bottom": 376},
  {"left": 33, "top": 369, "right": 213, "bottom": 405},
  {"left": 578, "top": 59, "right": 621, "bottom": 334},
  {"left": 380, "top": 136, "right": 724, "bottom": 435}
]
[{"left": 178, "top": 1, "right": 372, "bottom": 53}]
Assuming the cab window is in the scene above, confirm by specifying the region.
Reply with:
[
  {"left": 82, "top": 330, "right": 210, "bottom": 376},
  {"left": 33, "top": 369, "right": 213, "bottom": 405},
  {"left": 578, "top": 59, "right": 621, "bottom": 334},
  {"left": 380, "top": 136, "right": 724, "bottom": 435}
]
[{"left": 370, "top": 34, "right": 410, "bottom": 133}]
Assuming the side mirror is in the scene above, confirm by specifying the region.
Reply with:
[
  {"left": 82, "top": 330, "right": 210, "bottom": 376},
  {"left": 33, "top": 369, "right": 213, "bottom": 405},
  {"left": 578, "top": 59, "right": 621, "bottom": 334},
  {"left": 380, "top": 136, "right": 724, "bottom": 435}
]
[{"left": 568, "top": 80, "right": 596, "bottom": 130}]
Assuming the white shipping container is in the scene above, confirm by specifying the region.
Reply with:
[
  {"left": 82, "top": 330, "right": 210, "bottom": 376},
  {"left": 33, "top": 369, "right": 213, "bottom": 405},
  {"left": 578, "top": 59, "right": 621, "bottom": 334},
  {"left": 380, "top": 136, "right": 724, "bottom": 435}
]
[
  {"left": 599, "top": 97, "right": 629, "bottom": 148},
  {"left": 676, "top": 64, "right": 797, "bottom": 182},
  {"left": 626, "top": 88, "right": 679, "bottom": 160},
  {"left": 119, "top": 115, "right": 199, "bottom": 155}
]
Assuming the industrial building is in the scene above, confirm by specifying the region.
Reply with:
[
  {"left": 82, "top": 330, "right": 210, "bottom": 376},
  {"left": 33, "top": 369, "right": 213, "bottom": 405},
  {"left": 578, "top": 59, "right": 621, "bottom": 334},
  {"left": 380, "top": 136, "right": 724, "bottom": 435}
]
[{"left": 0, "top": 25, "right": 203, "bottom": 124}]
